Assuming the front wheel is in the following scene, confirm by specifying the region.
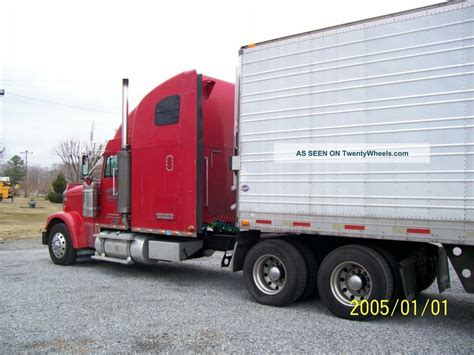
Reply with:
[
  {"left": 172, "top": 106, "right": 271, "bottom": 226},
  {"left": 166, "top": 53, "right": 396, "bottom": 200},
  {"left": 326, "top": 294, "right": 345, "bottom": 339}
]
[
  {"left": 243, "top": 239, "right": 308, "bottom": 307},
  {"left": 48, "top": 223, "right": 76, "bottom": 265}
]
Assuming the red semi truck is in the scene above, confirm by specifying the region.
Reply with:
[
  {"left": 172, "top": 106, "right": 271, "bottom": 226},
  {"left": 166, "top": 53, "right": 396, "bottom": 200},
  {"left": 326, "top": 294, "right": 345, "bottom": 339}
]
[{"left": 44, "top": 0, "right": 474, "bottom": 319}]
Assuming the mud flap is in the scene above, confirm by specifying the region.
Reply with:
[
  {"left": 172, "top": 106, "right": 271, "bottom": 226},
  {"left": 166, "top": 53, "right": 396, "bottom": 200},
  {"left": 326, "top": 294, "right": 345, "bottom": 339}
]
[
  {"left": 436, "top": 246, "right": 450, "bottom": 293},
  {"left": 231, "top": 231, "right": 260, "bottom": 272},
  {"left": 399, "top": 256, "right": 418, "bottom": 301}
]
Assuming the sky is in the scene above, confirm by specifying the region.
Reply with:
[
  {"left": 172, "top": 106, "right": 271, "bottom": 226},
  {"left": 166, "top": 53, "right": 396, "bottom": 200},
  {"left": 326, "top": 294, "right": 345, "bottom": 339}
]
[{"left": 0, "top": 0, "right": 438, "bottom": 167}]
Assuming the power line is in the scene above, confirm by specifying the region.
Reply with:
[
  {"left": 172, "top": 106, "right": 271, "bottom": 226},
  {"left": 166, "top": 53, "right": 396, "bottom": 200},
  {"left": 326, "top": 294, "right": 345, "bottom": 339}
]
[
  {"left": 0, "top": 81, "right": 121, "bottom": 90},
  {"left": 0, "top": 89, "right": 4, "bottom": 155},
  {"left": 0, "top": 83, "right": 71, "bottom": 90},
  {"left": 0, "top": 79, "right": 78, "bottom": 82},
  {"left": 6, "top": 92, "right": 119, "bottom": 115},
  {"left": 0, "top": 79, "right": 124, "bottom": 82}
]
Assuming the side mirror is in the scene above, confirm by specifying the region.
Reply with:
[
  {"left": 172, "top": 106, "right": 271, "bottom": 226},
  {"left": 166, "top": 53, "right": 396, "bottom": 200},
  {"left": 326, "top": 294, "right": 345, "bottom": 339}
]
[{"left": 81, "top": 155, "right": 89, "bottom": 178}]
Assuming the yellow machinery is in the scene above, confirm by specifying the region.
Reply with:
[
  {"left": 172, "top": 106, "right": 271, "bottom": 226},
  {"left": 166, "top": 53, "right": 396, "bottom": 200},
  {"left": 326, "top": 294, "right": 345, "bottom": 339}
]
[{"left": 0, "top": 177, "right": 12, "bottom": 201}]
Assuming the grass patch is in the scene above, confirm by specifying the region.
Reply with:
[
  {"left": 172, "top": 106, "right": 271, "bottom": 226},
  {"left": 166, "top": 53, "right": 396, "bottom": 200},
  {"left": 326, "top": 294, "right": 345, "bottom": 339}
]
[{"left": 0, "top": 197, "right": 62, "bottom": 240}]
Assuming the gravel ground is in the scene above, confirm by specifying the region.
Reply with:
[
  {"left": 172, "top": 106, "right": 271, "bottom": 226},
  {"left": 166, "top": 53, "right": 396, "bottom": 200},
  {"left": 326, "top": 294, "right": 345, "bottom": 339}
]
[{"left": 0, "top": 238, "right": 473, "bottom": 353}]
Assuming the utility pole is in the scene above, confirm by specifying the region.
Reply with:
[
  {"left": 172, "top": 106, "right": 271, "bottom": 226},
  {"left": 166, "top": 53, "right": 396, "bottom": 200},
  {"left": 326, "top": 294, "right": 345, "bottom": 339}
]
[
  {"left": 0, "top": 90, "right": 4, "bottom": 156},
  {"left": 20, "top": 150, "right": 33, "bottom": 197}
]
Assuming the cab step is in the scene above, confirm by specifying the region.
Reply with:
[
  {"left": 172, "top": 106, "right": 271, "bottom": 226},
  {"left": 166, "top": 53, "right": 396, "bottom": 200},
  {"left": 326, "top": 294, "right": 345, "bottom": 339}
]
[{"left": 91, "top": 254, "right": 134, "bottom": 265}]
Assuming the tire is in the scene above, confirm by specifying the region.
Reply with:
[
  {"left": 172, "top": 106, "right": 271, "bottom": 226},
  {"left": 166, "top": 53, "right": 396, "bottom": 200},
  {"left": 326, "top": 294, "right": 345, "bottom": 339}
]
[
  {"left": 243, "top": 239, "right": 308, "bottom": 307},
  {"left": 317, "top": 245, "right": 394, "bottom": 320},
  {"left": 48, "top": 223, "right": 76, "bottom": 265},
  {"left": 283, "top": 238, "right": 319, "bottom": 301},
  {"left": 372, "top": 246, "right": 403, "bottom": 303}
]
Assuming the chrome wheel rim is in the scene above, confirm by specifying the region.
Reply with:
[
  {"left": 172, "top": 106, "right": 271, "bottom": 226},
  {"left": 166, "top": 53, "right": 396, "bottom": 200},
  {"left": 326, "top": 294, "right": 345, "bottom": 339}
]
[
  {"left": 51, "top": 232, "right": 66, "bottom": 258},
  {"left": 253, "top": 254, "right": 287, "bottom": 295},
  {"left": 330, "top": 261, "right": 372, "bottom": 306}
]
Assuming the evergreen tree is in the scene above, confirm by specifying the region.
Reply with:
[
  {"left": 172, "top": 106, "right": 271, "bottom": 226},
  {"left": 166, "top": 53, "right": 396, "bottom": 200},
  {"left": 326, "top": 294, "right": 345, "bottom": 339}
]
[
  {"left": 52, "top": 173, "right": 67, "bottom": 194},
  {"left": 3, "top": 155, "right": 26, "bottom": 186},
  {"left": 47, "top": 173, "right": 68, "bottom": 203}
]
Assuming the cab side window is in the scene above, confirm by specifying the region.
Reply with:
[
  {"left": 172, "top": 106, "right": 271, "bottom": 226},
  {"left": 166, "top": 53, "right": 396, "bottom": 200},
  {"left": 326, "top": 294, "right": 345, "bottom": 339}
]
[
  {"left": 104, "top": 155, "right": 118, "bottom": 178},
  {"left": 155, "top": 95, "right": 180, "bottom": 126}
]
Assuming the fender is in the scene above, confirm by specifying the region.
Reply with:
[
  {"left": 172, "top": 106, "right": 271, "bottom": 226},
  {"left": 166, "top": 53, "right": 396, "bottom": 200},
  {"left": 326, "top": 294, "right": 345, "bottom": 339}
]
[{"left": 43, "top": 211, "right": 88, "bottom": 249}]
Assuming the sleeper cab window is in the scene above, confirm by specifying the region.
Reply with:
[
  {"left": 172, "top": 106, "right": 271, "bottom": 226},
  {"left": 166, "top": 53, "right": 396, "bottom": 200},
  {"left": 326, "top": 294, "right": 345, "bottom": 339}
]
[
  {"left": 104, "top": 155, "right": 118, "bottom": 178},
  {"left": 155, "top": 95, "right": 180, "bottom": 126}
]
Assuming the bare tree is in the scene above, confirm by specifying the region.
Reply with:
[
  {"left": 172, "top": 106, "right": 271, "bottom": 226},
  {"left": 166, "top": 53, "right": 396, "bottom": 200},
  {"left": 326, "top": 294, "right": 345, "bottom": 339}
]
[
  {"left": 54, "top": 139, "right": 81, "bottom": 181},
  {"left": 84, "top": 140, "right": 104, "bottom": 180},
  {"left": 54, "top": 138, "right": 104, "bottom": 182},
  {"left": 26, "top": 164, "right": 68, "bottom": 196}
]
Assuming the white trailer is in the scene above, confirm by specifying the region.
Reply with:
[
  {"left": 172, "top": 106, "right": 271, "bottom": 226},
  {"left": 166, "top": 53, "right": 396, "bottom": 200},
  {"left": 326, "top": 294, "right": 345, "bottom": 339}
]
[{"left": 233, "top": 0, "right": 474, "bottom": 318}]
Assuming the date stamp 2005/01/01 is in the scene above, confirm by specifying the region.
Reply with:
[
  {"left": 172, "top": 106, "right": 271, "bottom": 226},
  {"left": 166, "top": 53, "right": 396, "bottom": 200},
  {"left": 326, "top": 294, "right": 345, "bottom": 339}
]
[{"left": 350, "top": 299, "right": 448, "bottom": 317}]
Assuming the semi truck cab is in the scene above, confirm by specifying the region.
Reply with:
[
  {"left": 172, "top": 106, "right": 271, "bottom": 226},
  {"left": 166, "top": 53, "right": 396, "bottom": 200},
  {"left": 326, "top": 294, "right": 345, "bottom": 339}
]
[{"left": 43, "top": 70, "right": 236, "bottom": 264}]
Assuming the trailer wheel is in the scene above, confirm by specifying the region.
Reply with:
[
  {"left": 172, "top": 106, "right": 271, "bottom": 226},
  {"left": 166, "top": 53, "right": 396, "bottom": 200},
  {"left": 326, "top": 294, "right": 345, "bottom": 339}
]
[
  {"left": 372, "top": 246, "right": 403, "bottom": 303},
  {"left": 48, "top": 223, "right": 76, "bottom": 265},
  {"left": 283, "top": 238, "right": 319, "bottom": 301},
  {"left": 317, "top": 245, "right": 393, "bottom": 319},
  {"left": 243, "top": 239, "right": 307, "bottom": 307}
]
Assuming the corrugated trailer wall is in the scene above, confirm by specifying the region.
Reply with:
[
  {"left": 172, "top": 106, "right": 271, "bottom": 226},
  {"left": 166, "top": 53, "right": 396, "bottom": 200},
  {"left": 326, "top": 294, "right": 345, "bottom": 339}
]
[{"left": 237, "top": 0, "right": 474, "bottom": 245}]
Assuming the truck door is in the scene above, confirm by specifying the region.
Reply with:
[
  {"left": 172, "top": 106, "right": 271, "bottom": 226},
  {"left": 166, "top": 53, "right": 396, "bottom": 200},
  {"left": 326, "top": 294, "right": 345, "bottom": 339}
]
[{"left": 98, "top": 154, "right": 122, "bottom": 227}]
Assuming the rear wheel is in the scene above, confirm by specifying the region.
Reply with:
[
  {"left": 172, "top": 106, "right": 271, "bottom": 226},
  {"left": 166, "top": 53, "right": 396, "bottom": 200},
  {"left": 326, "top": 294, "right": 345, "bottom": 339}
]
[
  {"left": 243, "top": 239, "right": 307, "bottom": 307},
  {"left": 48, "top": 223, "right": 76, "bottom": 265},
  {"left": 372, "top": 246, "right": 403, "bottom": 303},
  {"left": 284, "top": 238, "right": 319, "bottom": 301},
  {"left": 318, "top": 245, "right": 394, "bottom": 320}
]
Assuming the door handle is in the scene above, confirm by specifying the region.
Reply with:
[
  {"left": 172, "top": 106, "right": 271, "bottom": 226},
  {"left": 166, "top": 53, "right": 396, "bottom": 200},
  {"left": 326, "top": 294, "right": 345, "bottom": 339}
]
[
  {"left": 204, "top": 157, "right": 209, "bottom": 207},
  {"left": 112, "top": 167, "right": 117, "bottom": 196}
]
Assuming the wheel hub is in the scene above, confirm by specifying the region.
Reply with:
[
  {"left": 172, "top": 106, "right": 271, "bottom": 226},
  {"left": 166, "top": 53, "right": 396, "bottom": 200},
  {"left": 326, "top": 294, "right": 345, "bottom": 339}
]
[
  {"left": 347, "top": 274, "right": 363, "bottom": 291},
  {"left": 51, "top": 233, "right": 66, "bottom": 259},
  {"left": 268, "top": 266, "right": 282, "bottom": 281},
  {"left": 330, "top": 262, "right": 372, "bottom": 306},
  {"left": 253, "top": 254, "right": 287, "bottom": 295}
]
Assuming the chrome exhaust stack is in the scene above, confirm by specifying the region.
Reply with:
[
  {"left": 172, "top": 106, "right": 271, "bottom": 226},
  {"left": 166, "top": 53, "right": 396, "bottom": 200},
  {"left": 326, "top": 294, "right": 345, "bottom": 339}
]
[
  {"left": 118, "top": 79, "right": 131, "bottom": 227},
  {"left": 121, "top": 79, "right": 129, "bottom": 149}
]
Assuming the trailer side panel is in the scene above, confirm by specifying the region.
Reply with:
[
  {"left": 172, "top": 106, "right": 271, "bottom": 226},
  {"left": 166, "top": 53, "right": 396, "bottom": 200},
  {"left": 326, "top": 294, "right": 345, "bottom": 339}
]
[{"left": 237, "top": 0, "right": 474, "bottom": 245}]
